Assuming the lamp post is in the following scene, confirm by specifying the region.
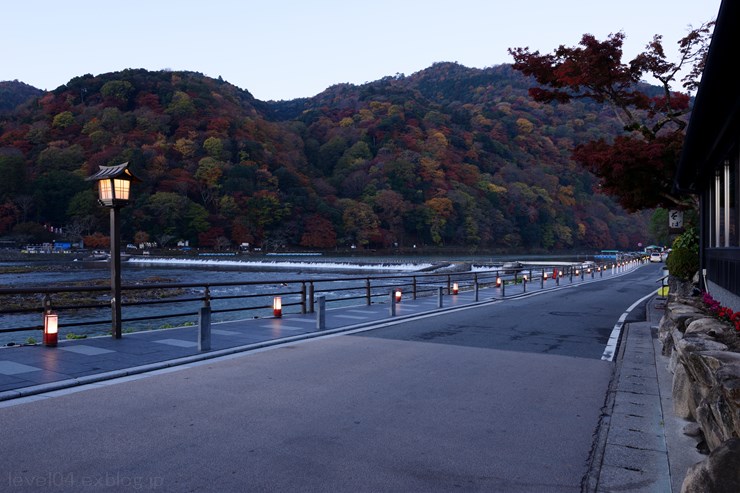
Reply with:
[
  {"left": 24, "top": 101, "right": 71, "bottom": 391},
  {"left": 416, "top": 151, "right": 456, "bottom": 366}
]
[{"left": 87, "top": 162, "right": 140, "bottom": 339}]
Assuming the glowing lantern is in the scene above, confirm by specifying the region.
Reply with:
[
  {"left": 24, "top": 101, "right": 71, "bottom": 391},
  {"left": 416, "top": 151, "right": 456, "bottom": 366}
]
[
  {"left": 44, "top": 311, "right": 58, "bottom": 347},
  {"left": 273, "top": 297, "right": 282, "bottom": 318}
]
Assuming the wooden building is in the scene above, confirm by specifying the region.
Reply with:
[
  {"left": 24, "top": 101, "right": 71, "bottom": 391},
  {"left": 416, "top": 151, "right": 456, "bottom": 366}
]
[{"left": 675, "top": 0, "right": 740, "bottom": 310}]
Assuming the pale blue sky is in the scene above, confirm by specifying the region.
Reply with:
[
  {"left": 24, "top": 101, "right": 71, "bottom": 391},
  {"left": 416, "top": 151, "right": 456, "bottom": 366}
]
[{"left": 2, "top": 0, "right": 722, "bottom": 101}]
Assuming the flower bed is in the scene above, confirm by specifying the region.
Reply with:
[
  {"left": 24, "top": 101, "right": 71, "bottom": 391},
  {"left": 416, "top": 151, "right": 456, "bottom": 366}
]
[{"left": 702, "top": 292, "right": 740, "bottom": 331}]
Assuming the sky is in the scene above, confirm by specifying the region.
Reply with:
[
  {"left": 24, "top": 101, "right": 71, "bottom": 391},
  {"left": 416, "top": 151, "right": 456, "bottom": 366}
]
[{"left": 1, "top": 0, "right": 722, "bottom": 102}]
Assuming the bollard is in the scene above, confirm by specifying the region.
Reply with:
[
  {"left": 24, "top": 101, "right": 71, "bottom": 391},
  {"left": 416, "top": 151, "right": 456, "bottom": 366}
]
[
  {"left": 437, "top": 287, "right": 444, "bottom": 308},
  {"left": 316, "top": 295, "right": 326, "bottom": 330},
  {"left": 390, "top": 289, "right": 397, "bottom": 316},
  {"left": 309, "top": 282, "right": 315, "bottom": 313},
  {"left": 501, "top": 279, "right": 506, "bottom": 297},
  {"left": 474, "top": 281, "right": 479, "bottom": 302},
  {"left": 198, "top": 287, "right": 211, "bottom": 351},
  {"left": 198, "top": 305, "right": 211, "bottom": 351}
]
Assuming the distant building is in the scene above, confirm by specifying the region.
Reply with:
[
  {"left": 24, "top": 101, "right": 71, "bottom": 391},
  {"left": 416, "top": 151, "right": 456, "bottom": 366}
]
[{"left": 675, "top": 0, "right": 739, "bottom": 310}]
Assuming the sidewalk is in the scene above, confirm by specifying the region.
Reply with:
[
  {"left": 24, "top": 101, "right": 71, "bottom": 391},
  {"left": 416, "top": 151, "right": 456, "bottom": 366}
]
[
  {"left": 0, "top": 285, "right": 500, "bottom": 401},
  {"left": 589, "top": 296, "right": 705, "bottom": 492}
]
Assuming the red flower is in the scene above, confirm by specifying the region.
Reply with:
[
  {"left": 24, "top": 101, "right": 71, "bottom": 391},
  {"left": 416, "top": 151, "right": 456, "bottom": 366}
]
[{"left": 703, "top": 291, "right": 740, "bottom": 333}]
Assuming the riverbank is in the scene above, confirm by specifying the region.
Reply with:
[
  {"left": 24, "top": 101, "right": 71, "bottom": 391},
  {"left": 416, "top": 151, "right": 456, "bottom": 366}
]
[{"left": 0, "top": 246, "right": 604, "bottom": 263}]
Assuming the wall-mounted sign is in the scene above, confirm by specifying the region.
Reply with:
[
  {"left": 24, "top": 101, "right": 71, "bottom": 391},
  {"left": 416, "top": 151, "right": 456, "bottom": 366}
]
[{"left": 669, "top": 210, "right": 684, "bottom": 229}]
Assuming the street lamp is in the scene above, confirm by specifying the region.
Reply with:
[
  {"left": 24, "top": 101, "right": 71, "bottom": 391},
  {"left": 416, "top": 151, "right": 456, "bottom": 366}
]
[{"left": 87, "top": 162, "right": 141, "bottom": 339}]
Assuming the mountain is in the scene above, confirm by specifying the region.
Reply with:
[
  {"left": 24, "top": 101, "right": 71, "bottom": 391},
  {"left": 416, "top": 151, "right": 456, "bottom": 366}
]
[
  {"left": 0, "top": 64, "right": 650, "bottom": 252},
  {"left": 0, "top": 80, "right": 44, "bottom": 114}
]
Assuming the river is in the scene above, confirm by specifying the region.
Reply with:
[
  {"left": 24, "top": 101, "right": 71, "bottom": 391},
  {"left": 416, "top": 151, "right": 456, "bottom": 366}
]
[{"left": 0, "top": 252, "right": 596, "bottom": 345}]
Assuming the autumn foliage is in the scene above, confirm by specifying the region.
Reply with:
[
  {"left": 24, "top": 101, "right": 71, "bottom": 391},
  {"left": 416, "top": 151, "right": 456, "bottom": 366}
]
[
  {"left": 0, "top": 64, "right": 657, "bottom": 251},
  {"left": 509, "top": 25, "right": 713, "bottom": 212}
]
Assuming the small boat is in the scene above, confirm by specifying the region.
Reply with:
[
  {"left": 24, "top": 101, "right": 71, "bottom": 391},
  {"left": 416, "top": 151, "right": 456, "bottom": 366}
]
[
  {"left": 502, "top": 261, "right": 522, "bottom": 273},
  {"left": 82, "top": 252, "right": 130, "bottom": 262},
  {"left": 85, "top": 252, "right": 109, "bottom": 261}
]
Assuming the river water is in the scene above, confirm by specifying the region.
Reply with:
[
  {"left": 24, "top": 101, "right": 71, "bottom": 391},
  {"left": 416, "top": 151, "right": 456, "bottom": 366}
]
[{"left": 0, "top": 253, "right": 594, "bottom": 345}]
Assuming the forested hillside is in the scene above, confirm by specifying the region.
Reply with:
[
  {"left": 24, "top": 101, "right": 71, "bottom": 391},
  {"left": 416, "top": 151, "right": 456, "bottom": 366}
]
[
  {"left": 0, "top": 64, "right": 651, "bottom": 252},
  {"left": 0, "top": 80, "right": 44, "bottom": 114}
]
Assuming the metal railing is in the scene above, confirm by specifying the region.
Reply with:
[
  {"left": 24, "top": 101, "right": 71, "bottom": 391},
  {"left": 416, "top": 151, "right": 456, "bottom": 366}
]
[{"left": 0, "top": 261, "right": 635, "bottom": 339}]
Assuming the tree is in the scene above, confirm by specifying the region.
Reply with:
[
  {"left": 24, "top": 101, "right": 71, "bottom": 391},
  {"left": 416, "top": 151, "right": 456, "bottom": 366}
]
[
  {"left": 372, "top": 190, "right": 410, "bottom": 244},
  {"left": 300, "top": 214, "right": 337, "bottom": 249},
  {"left": 100, "top": 80, "right": 134, "bottom": 107},
  {"left": 340, "top": 200, "right": 379, "bottom": 247},
  {"left": 508, "top": 24, "right": 714, "bottom": 211},
  {"left": 423, "top": 197, "right": 454, "bottom": 245},
  {"left": 83, "top": 232, "right": 110, "bottom": 249},
  {"left": 63, "top": 216, "right": 95, "bottom": 244},
  {"left": 0, "top": 201, "right": 19, "bottom": 234},
  {"left": 134, "top": 231, "right": 150, "bottom": 246},
  {"left": 0, "top": 149, "right": 26, "bottom": 200},
  {"left": 33, "top": 171, "right": 88, "bottom": 225}
]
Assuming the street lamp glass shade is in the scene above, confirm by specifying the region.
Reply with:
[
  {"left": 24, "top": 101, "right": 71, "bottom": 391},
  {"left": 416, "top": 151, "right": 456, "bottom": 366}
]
[
  {"left": 113, "top": 178, "right": 131, "bottom": 201},
  {"left": 98, "top": 178, "right": 131, "bottom": 206}
]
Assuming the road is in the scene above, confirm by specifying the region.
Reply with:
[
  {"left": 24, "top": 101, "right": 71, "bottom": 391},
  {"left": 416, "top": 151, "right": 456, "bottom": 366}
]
[{"left": 0, "top": 264, "right": 664, "bottom": 492}]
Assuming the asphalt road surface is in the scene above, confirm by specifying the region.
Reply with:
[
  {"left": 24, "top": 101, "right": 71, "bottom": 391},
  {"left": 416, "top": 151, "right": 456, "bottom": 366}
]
[{"left": 0, "top": 264, "right": 664, "bottom": 492}]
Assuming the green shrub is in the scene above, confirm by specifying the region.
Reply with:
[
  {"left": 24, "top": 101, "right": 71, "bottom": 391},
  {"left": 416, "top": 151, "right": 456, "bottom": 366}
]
[{"left": 666, "top": 228, "right": 699, "bottom": 281}]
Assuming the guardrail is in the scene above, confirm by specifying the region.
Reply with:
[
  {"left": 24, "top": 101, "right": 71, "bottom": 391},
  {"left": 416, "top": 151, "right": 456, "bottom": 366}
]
[{"left": 0, "top": 260, "right": 640, "bottom": 340}]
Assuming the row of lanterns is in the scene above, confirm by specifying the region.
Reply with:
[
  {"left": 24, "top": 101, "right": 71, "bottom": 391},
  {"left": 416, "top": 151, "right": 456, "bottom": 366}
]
[
  {"left": 225, "top": 263, "right": 636, "bottom": 324},
  {"left": 272, "top": 283, "right": 452, "bottom": 320},
  {"left": 46, "top": 153, "right": 640, "bottom": 347}
]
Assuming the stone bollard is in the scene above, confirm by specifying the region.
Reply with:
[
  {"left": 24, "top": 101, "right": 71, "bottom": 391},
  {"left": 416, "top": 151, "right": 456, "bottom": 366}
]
[
  {"left": 316, "top": 295, "right": 326, "bottom": 330},
  {"left": 198, "top": 305, "right": 211, "bottom": 352}
]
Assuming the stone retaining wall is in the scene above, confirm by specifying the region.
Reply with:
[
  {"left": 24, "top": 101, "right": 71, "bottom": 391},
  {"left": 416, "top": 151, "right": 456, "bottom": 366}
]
[{"left": 657, "top": 287, "right": 740, "bottom": 491}]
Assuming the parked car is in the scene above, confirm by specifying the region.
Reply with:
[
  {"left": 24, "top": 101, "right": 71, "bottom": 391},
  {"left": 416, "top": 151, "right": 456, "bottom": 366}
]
[{"left": 650, "top": 252, "right": 662, "bottom": 263}]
